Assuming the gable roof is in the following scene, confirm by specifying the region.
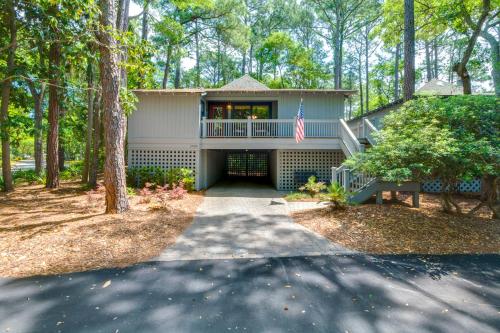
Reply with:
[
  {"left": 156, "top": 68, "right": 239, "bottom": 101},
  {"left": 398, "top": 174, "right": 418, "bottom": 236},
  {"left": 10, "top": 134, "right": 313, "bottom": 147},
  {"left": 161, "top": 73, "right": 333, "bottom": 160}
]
[
  {"left": 416, "top": 79, "right": 463, "bottom": 96},
  {"left": 219, "top": 74, "right": 270, "bottom": 90}
]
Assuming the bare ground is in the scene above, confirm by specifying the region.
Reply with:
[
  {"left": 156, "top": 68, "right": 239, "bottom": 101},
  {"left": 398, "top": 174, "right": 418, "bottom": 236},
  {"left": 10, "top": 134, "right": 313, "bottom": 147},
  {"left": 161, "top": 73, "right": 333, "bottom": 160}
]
[
  {"left": 292, "top": 193, "right": 499, "bottom": 254},
  {"left": 0, "top": 182, "right": 203, "bottom": 278}
]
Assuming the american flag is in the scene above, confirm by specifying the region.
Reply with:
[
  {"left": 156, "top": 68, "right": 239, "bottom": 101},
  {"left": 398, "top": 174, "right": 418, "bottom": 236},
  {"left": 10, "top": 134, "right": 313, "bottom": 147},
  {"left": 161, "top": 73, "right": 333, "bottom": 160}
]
[{"left": 295, "top": 98, "right": 305, "bottom": 143}]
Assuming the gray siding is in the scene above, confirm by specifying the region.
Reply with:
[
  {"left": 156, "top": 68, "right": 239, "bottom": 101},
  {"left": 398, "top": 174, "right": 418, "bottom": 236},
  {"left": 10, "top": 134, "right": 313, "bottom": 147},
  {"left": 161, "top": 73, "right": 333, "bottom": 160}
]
[{"left": 128, "top": 94, "right": 201, "bottom": 143}]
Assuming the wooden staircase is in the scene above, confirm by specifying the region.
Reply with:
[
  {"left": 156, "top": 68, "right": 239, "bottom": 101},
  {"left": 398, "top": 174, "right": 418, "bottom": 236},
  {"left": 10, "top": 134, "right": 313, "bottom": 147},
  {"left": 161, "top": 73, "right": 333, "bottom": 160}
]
[{"left": 336, "top": 118, "right": 420, "bottom": 206}]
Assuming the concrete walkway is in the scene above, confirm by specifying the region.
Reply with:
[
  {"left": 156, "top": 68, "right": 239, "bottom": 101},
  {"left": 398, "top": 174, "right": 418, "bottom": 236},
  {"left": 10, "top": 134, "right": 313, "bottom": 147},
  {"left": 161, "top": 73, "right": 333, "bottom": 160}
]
[{"left": 157, "top": 181, "right": 351, "bottom": 261}]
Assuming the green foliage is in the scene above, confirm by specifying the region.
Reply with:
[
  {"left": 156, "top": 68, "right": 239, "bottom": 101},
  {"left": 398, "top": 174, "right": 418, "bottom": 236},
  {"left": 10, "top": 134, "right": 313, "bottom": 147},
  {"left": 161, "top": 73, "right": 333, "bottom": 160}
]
[
  {"left": 346, "top": 96, "right": 499, "bottom": 187},
  {"left": 12, "top": 169, "right": 45, "bottom": 185},
  {"left": 283, "top": 192, "right": 312, "bottom": 201},
  {"left": 324, "top": 182, "right": 349, "bottom": 210},
  {"left": 298, "top": 175, "right": 327, "bottom": 197},
  {"left": 60, "top": 161, "right": 84, "bottom": 180},
  {"left": 127, "top": 167, "right": 195, "bottom": 191}
]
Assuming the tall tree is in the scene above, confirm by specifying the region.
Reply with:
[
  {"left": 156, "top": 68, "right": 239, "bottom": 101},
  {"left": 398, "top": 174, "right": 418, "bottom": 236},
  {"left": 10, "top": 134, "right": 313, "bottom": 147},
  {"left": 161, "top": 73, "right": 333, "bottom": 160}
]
[
  {"left": 452, "top": 0, "right": 491, "bottom": 94},
  {"left": 480, "top": 17, "right": 499, "bottom": 96},
  {"left": 98, "top": 0, "right": 130, "bottom": 213},
  {"left": 0, "top": 0, "right": 16, "bottom": 191},
  {"left": 403, "top": 0, "right": 415, "bottom": 101}
]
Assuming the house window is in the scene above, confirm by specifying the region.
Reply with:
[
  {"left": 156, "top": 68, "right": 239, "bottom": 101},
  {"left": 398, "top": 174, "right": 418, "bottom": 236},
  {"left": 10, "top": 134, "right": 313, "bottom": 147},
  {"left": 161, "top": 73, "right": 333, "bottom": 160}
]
[{"left": 207, "top": 102, "right": 272, "bottom": 119}]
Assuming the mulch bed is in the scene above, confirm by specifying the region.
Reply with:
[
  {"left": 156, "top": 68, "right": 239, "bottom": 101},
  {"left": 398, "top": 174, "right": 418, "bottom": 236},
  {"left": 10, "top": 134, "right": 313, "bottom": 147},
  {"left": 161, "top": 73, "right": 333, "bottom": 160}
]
[
  {"left": 292, "top": 193, "right": 499, "bottom": 254},
  {"left": 0, "top": 181, "right": 203, "bottom": 278}
]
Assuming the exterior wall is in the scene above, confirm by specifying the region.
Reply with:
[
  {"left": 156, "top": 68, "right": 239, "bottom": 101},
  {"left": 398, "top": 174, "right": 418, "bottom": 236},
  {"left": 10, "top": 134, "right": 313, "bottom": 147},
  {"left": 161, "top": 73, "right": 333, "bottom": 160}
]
[
  {"left": 128, "top": 93, "right": 201, "bottom": 146},
  {"left": 200, "top": 149, "right": 225, "bottom": 188},
  {"left": 270, "top": 150, "right": 278, "bottom": 188},
  {"left": 205, "top": 93, "right": 344, "bottom": 120},
  {"left": 276, "top": 150, "right": 345, "bottom": 191}
]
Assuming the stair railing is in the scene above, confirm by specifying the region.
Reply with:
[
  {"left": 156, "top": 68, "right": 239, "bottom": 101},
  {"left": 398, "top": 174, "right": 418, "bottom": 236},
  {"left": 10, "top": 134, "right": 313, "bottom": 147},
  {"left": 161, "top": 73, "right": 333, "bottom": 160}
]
[
  {"left": 362, "top": 118, "right": 378, "bottom": 146},
  {"left": 332, "top": 165, "right": 376, "bottom": 193}
]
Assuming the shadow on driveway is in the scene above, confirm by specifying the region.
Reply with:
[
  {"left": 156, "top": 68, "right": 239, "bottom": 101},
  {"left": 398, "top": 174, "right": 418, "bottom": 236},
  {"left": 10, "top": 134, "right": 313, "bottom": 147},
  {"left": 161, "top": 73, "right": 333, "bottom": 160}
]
[{"left": 1, "top": 254, "right": 499, "bottom": 333}]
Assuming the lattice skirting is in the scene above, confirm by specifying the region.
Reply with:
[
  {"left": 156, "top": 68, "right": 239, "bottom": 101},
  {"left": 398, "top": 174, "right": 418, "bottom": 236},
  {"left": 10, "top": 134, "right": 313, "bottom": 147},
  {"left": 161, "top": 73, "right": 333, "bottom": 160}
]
[
  {"left": 277, "top": 150, "right": 345, "bottom": 191},
  {"left": 128, "top": 149, "right": 198, "bottom": 174},
  {"left": 422, "top": 178, "right": 482, "bottom": 193}
]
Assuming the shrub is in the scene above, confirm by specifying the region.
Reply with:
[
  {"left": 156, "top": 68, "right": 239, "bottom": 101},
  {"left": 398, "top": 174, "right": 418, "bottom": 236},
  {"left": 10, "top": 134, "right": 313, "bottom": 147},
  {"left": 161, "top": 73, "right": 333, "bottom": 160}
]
[
  {"left": 284, "top": 192, "right": 312, "bottom": 201},
  {"left": 60, "top": 164, "right": 82, "bottom": 180},
  {"left": 12, "top": 169, "right": 45, "bottom": 185},
  {"left": 299, "top": 175, "right": 326, "bottom": 197},
  {"left": 127, "top": 166, "right": 195, "bottom": 191},
  {"left": 324, "top": 182, "right": 349, "bottom": 210}
]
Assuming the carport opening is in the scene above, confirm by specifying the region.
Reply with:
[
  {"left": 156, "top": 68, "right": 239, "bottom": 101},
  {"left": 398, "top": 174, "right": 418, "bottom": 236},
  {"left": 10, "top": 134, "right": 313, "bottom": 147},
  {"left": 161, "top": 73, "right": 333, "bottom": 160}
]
[{"left": 224, "top": 150, "right": 271, "bottom": 184}]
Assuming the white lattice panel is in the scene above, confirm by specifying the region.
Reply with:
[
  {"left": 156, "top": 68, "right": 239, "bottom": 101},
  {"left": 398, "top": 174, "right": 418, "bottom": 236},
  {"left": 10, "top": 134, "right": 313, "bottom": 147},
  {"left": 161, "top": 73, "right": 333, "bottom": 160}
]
[
  {"left": 278, "top": 150, "right": 345, "bottom": 191},
  {"left": 129, "top": 149, "right": 198, "bottom": 172},
  {"left": 422, "top": 178, "right": 481, "bottom": 193}
]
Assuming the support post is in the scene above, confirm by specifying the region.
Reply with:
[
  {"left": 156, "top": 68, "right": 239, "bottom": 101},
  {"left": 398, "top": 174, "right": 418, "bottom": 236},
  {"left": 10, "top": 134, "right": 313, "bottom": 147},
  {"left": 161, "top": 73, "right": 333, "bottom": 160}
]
[
  {"left": 376, "top": 191, "right": 383, "bottom": 205},
  {"left": 390, "top": 191, "right": 397, "bottom": 201},
  {"left": 247, "top": 116, "right": 251, "bottom": 138},
  {"left": 202, "top": 116, "right": 207, "bottom": 138},
  {"left": 342, "top": 168, "right": 350, "bottom": 191},
  {"left": 412, "top": 191, "right": 420, "bottom": 208}
]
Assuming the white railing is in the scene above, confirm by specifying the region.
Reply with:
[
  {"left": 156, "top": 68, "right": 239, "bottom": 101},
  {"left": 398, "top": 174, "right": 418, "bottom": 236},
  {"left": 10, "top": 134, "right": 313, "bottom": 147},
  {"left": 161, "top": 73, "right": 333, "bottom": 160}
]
[
  {"left": 201, "top": 118, "right": 339, "bottom": 138},
  {"left": 331, "top": 165, "right": 376, "bottom": 193},
  {"left": 339, "top": 119, "right": 363, "bottom": 156},
  {"left": 363, "top": 118, "right": 378, "bottom": 145}
]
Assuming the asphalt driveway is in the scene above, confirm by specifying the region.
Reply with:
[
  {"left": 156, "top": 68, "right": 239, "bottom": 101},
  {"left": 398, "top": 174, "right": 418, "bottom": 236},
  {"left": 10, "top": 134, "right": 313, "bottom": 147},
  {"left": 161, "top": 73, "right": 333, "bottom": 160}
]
[{"left": 1, "top": 254, "right": 499, "bottom": 333}]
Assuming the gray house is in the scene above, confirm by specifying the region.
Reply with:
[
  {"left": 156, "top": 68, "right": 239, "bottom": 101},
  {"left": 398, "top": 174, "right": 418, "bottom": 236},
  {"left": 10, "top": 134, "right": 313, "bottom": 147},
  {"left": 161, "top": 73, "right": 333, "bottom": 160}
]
[{"left": 128, "top": 75, "right": 361, "bottom": 191}]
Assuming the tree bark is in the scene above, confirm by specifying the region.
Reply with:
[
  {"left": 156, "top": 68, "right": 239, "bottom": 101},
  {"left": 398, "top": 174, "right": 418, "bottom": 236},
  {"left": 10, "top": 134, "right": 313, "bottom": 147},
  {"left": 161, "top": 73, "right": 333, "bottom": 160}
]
[
  {"left": 141, "top": 0, "right": 149, "bottom": 41},
  {"left": 89, "top": 89, "right": 101, "bottom": 188},
  {"left": 394, "top": 43, "right": 401, "bottom": 100},
  {"left": 174, "top": 57, "right": 181, "bottom": 88},
  {"left": 0, "top": 0, "right": 16, "bottom": 192},
  {"left": 480, "top": 27, "right": 499, "bottom": 96},
  {"left": 162, "top": 44, "right": 173, "bottom": 89},
  {"left": 195, "top": 20, "right": 201, "bottom": 87},
  {"left": 241, "top": 49, "right": 247, "bottom": 75},
  {"left": 98, "top": 0, "right": 130, "bottom": 213},
  {"left": 58, "top": 143, "right": 65, "bottom": 171},
  {"left": 82, "top": 59, "right": 94, "bottom": 183},
  {"left": 358, "top": 54, "right": 364, "bottom": 114},
  {"left": 45, "top": 34, "right": 61, "bottom": 188},
  {"left": 425, "top": 41, "right": 432, "bottom": 82},
  {"left": 403, "top": 0, "right": 415, "bottom": 101},
  {"left": 453, "top": 0, "right": 491, "bottom": 95},
  {"left": 433, "top": 38, "right": 439, "bottom": 78},
  {"left": 364, "top": 26, "right": 369, "bottom": 111}
]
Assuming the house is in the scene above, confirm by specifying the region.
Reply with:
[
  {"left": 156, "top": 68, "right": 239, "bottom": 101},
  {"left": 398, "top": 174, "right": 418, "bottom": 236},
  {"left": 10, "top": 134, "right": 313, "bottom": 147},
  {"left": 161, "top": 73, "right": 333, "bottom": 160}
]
[{"left": 128, "top": 75, "right": 361, "bottom": 191}]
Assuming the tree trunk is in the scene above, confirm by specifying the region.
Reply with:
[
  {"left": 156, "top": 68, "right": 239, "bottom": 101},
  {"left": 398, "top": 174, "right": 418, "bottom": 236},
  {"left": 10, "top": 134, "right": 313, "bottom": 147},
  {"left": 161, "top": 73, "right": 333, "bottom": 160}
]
[
  {"left": 82, "top": 59, "right": 94, "bottom": 183},
  {"left": 249, "top": 43, "right": 253, "bottom": 75},
  {"left": 118, "top": 0, "right": 130, "bottom": 88},
  {"left": 0, "top": 0, "right": 16, "bottom": 192},
  {"left": 174, "top": 57, "right": 181, "bottom": 88},
  {"left": 364, "top": 27, "right": 369, "bottom": 111},
  {"left": 333, "top": 33, "right": 343, "bottom": 89},
  {"left": 403, "top": 0, "right": 415, "bottom": 101},
  {"left": 45, "top": 37, "right": 61, "bottom": 188},
  {"left": 241, "top": 49, "right": 247, "bottom": 75},
  {"left": 433, "top": 38, "right": 439, "bottom": 78},
  {"left": 162, "top": 44, "right": 173, "bottom": 89},
  {"left": 141, "top": 0, "right": 149, "bottom": 41},
  {"left": 89, "top": 90, "right": 101, "bottom": 188},
  {"left": 195, "top": 20, "right": 201, "bottom": 87},
  {"left": 481, "top": 28, "right": 500, "bottom": 96},
  {"left": 58, "top": 143, "right": 65, "bottom": 171},
  {"left": 453, "top": 0, "right": 491, "bottom": 95},
  {"left": 425, "top": 41, "right": 432, "bottom": 82},
  {"left": 358, "top": 55, "right": 364, "bottom": 114},
  {"left": 98, "top": 0, "right": 130, "bottom": 213},
  {"left": 394, "top": 43, "right": 401, "bottom": 100}
]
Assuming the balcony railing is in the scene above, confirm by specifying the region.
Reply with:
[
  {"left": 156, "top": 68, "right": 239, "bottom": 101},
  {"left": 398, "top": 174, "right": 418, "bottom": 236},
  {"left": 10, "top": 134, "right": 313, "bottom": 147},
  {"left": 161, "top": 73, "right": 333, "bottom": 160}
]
[{"left": 201, "top": 118, "right": 339, "bottom": 138}]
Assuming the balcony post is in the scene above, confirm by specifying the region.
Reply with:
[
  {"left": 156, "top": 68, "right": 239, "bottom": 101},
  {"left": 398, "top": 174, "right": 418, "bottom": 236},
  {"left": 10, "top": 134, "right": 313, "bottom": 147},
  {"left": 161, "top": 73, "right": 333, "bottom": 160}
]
[
  {"left": 202, "top": 116, "right": 207, "bottom": 138},
  {"left": 247, "top": 116, "right": 251, "bottom": 138}
]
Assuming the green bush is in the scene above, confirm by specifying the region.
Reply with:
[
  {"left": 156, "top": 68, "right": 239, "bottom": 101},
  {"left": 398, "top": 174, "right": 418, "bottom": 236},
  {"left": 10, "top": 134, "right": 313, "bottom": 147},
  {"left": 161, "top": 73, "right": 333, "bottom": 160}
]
[
  {"left": 127, "top": 166, "right": 195, "bottom": 191},
  {"left": 324, "top": 182, "right": 349, "bottom": 210},
  {"left": 298, "top": 175, "right": 326, "bottom": 197},
  {"left": 12, "top": 169, "right": 45, "bottom": 185},
  {"left": 60, "top": 163, "right": 83, "bottom": 180}
]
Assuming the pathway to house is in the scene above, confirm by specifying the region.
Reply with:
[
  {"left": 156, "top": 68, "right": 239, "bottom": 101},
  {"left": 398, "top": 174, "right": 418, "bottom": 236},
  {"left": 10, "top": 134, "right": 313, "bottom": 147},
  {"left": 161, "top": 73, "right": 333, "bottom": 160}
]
[{"left": 157, "top": 181, "right": 351, "bottom": 261}]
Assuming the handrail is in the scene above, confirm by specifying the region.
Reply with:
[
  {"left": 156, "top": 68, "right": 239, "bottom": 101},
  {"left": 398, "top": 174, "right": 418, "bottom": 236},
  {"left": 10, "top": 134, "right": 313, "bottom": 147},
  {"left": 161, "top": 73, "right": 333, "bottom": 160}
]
[
  {"left": 363, "top": 118, "right": 378, "bottom": 145},
  {"left": 339, "top": 119, "right": 363, "bottom": 156},
  {"left": 332, "top": 165, "right": 376, "bottom": 193},
  {"left": 201, "top": 118, "right": 340, "bottom": 138}
]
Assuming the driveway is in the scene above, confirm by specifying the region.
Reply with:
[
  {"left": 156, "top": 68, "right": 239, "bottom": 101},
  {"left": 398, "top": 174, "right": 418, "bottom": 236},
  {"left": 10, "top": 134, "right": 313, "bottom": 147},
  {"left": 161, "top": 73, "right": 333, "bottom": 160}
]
[
  {"left": 1, "top": 254, "right": 498, "bottom": 333},
  {"left": 157, "top": 181, "right": 350, "bottom": 261}
]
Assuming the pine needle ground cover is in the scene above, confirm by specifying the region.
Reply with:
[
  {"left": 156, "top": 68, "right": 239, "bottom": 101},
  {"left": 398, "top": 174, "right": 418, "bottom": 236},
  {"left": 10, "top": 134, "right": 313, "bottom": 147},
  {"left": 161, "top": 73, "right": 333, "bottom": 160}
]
[
  {"left": 292, "top": 193, "right": 499, "bottom": 254},
  {"left": 0, "top": 182, "right": 203, "bottom": 278}
]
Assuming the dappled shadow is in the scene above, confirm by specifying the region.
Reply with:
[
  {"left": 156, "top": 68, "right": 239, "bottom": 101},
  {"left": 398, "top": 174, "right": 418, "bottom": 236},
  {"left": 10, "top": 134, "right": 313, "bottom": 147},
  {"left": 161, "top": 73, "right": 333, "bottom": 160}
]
[{"left": 0, "top": 254, "right": 498, "bottom": 333}]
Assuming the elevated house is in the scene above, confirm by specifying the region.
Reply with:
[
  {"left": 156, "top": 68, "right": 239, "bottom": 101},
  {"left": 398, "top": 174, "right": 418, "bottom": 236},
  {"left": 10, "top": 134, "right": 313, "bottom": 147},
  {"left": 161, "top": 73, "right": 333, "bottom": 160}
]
[{"left": 128, "top": 75, "right": 363, "bottom": 191}]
